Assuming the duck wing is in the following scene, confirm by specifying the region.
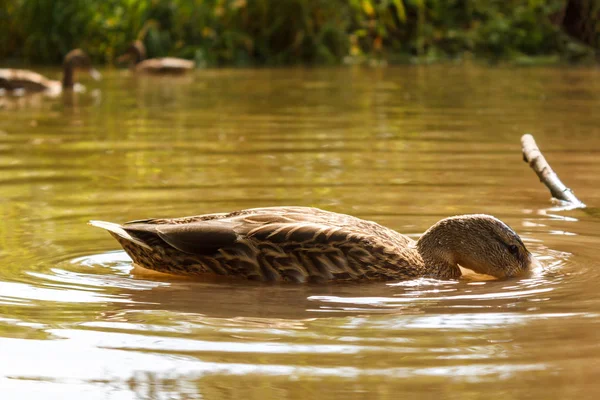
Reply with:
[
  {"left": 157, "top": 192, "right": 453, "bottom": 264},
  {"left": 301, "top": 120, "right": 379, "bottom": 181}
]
[
  {"left": 0, "top": 69, "right": 52, "bottom": 91},
  {"left": 119, "top": 207, "right": 348, "bottom": 255},
  {"left": 136, "top": 58, "right": 194, "bottom": 73},
  {"left": 129, "top": 220, "right": 239, "bottom": 254},
  {"left": 93, "top": 207, "right": 418, "bottom": 282}
]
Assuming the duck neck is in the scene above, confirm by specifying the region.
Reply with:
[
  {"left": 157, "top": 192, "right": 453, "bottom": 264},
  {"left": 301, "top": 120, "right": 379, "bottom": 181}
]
[
  {"left": 133, "top": 49, "right": 143, "bottom": 64},
  {"left": 130, "top": 42, "right": 145, "bottom": 65},
  {"left": 62, "top": 60, "right": 74, "bottom": 88},
  {"left": 416, "top": 220, "right": 462, "bottom": 280}
]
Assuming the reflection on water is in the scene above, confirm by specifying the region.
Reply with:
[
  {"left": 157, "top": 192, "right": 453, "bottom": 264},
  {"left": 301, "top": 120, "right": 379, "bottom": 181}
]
[{"left": 1, "top": 66, "right": 600, "bottom": 398}]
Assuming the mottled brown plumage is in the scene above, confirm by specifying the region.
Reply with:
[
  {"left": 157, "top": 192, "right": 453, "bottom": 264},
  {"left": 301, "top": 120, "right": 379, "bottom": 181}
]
[
  {"left": 90, "top": 207, "right": 538, "bottom": 283},
  {"left": 0, "top": 49, "right": 100, "bottom": 94},
  {"left": 118, "top": 41, "right": 194, "bottom": 74}
]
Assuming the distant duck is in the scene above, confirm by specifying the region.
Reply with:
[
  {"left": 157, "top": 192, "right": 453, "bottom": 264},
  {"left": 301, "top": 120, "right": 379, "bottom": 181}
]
[
  {"left": 90, "top": 206, "right": 539, "bottom": 283},
  {"left": 0, "top": 49, "right": 101, "bottom": 95},
  {"left": 118, "top": 41, "right": 194, "bottom": 74}
]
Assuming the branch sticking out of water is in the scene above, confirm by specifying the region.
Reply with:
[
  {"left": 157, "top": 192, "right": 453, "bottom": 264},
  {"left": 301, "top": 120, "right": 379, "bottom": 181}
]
[{"left": 521, "top": 134, "right": 585, "bottom": 208}]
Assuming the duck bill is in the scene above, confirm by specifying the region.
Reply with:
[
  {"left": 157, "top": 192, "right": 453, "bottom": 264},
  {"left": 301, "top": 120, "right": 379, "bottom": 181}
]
[
  {"left": 528, "top": 253, "right": 543, "bottom": 271},
  {"left": 88, "top": 68, "right": 102, "bottom": 81}
]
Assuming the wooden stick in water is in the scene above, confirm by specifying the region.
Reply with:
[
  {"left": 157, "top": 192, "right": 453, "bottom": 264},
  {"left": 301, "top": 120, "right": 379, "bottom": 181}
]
[{"left": 521, "top": 134, "right": 585, "bottom": 208}]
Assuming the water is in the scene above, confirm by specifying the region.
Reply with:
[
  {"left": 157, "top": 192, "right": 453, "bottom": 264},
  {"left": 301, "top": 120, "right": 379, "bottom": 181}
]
[{"left": 1, "top": 65, "right": 599, "bottom": 399}]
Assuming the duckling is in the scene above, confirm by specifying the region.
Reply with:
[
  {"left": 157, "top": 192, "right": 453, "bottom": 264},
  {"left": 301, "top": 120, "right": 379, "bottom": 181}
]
[
  {"left": 0, "top": 49, "right": 100, "bottom": 94},
  {"left": 118, "top": 41, "right": 194, "bottom": 74},
  {"left": 90, "top": 207, "right": 539, "bottom": 283}
]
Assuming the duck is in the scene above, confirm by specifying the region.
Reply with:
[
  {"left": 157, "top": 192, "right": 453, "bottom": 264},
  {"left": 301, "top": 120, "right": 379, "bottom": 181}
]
[
  {"left": 0, "top": 49, "right": 100, "bottom": 94},
  {"left": 117, "top": 41, "right": 194, "bottom": 74},
  {"left": 90, "top": 206, "right": 539, "bottom": 283}
]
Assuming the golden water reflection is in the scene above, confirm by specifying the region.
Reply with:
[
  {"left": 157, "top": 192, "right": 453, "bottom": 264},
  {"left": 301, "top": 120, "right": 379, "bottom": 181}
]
[{"left": 0, "top": 65, "right": 600, "bottom": 398}]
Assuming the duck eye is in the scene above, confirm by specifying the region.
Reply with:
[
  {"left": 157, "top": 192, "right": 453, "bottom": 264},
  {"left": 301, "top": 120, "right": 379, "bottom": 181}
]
[{"left": 508, "top": 244, "right": 519, "bottom": 256}]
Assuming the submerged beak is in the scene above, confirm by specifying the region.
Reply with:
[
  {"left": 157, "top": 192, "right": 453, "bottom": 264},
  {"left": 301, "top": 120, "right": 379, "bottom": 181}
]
[
  {"left": 88, "top": 68, "right": 102, "bottom": 81},
  {"left": 528, "top": 253, "right": 543, "bottom": 271}
]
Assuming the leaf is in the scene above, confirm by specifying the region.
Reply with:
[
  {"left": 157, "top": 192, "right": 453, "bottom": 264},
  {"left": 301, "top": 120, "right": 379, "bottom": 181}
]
[
  {"left": 362, "top": 0, "right": 375, "bottom": 17},
  {"left": 392, "top": 0, "right": 406, "bottom": 23}
]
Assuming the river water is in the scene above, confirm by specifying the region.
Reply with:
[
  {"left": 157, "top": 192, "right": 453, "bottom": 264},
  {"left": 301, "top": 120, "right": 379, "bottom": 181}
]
[{"left": 0, "top": 65, "right": 599, "bottom": 399}]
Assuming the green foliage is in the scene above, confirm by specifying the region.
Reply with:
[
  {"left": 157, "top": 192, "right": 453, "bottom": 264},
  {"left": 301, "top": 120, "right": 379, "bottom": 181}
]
[
  {"left": 1, "top": 0, "right": 598, "bottom": 65},
  {"left": 349, "top": 0, "right": 598, "bottom": 62}
]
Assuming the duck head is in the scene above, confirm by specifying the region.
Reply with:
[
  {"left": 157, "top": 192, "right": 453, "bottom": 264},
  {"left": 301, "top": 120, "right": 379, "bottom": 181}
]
[
  {"left": 62, "top": 49, "right": 101, "bottom": 88},
  {"left": 117, "top": 40, "right": 147, "bottom": 65},
  {"left": 417, "top": 214, "right": 540, "bottom": 279}
]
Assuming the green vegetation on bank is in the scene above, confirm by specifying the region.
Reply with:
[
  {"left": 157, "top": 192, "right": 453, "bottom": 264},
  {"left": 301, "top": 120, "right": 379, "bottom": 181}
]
[{"left": 1, "top": 0, "right": 598, "bottom": 66}]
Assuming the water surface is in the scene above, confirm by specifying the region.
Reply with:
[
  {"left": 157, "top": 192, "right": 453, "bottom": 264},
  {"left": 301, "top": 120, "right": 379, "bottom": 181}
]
[{"left": 1, "top": 65, "right": 600, "bottom": 399}]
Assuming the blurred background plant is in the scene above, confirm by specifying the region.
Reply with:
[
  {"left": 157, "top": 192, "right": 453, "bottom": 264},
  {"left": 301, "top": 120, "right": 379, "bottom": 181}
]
[{"left": 0, "top": 0, "right": 598, "bottom": 66}]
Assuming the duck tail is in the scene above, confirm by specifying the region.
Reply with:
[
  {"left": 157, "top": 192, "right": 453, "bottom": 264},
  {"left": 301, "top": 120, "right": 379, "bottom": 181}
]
[{"left": 89, "top": 220, "right": 152, "bottom": 250}]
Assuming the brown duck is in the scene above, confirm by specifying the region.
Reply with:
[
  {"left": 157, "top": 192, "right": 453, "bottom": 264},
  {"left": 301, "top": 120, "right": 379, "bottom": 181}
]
[
  {"left": 118, "top": 41, "right": 194, "bottom": 74},
  {"left": 90, "top": 207, "right": 539, "bottom": 283},
  {"left": 0, "top": 49, "right": 100, "bottom": 94}
]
